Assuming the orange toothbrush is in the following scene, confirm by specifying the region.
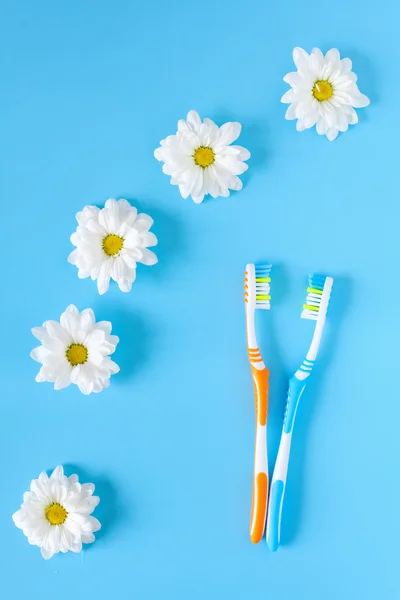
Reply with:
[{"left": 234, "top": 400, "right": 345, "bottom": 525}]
[{"left": 244, "top": 263, "right": 271, "bottom": 544}]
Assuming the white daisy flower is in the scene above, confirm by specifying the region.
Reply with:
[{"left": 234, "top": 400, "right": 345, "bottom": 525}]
[
  {"left": 13, "top": 465, "right": 101, "bottom": 560},
  {"left": 154, "top": 110, "right": 250, "bottom": 204},
  {"left": 282, "top": 47, "right": 370, "bottom": 141},
  {"left": 31, "top": 304, "right": 119, "bottom": 395},
  {"left": 68, "top": 198, "right": 158, "bottom": 295}
]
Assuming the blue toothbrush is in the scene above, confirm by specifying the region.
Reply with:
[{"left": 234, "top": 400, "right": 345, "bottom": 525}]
[{"left": 266, "top": 274, "right": 334, "bottom": 551}]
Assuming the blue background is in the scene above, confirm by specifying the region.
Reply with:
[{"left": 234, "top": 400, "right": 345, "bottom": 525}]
[{"left": 1, "top": 1, "right": 399, "bottom": 598}]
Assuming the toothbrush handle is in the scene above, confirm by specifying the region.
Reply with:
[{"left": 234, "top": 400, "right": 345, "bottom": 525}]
[
  {"left": 249, "top": 360, "right": 269, "bottom": 544},
  {"left": 266, "top": 375, "right": 307, "bottom": 551}
]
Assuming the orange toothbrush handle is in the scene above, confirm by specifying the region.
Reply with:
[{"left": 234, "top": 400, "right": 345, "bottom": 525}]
[{"left": 249, "top": 354, "right": 269, "bottom": 544}]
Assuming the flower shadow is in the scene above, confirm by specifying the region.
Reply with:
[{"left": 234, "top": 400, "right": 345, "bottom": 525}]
[
  {"left": 119, "top": 198, "right": 187, "bottom": 282},
  {"left": 326, "top": 46, "right": 378, "bottom": 123},
  {"left": 62, "top": 464, "right": 128, "bottom": 549},
  {"left": 211, "top": 108, "right": 269, "bottom": 190},
  {"left": 93, "top": 301, "right": 154, "bottom": 384}
]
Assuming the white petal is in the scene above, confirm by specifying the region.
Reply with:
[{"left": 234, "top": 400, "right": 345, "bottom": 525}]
[
  {"left": 64, "top": 517, "right": 82, "bottom": 537},
  {"left": 216, "top": 121, "right": 241, "bottom": 146},
  {"left": 95, "top": 321, "right": 112, "bottom": 336},
  {"left": 335, "top": 108, "right": 349, "bottom": 132},
  {"left": 204, "top": 167, "right": 219, "bottom": 198},
  {"left": 103, "top": 357, "right": 120, "bottom": 374},
  {"left": 116, "top": 198, "right": 137, "bottom": 218},
  {"left": 79, "top": 310, "right": 95, "bottom": 334},
  {"left": 99, "top": 199, "right": 120, "bottom": 233},
  {"left": 139, "top": 248, "right": 158, "bottom": 266},
  {"left": 186, "top": 110, "right": 202, "bottom": 132},
  {"left": 54, "top": 363, "right": 72, "bottom": 390},
  {"left": 351, "top": 93, "right": 370, "bottom": 108},
  {"left": 177, "top": 118, "right": 189, "bottom": 132},
  {"left": 45, "top": 321, "right": 72, "bottom": 346},
  {"left": 296, "top": 119, "right": 307, "bottom": 132},
  {"left": 60, "top": 305, "right": 80, "bottom": 334},
  {"left": 154, "top": 147, "right": 164, "bottom": 161},
  {"left": 41, "top": 547, "right": 55, "bottom": 560},
  {"left": 325, "top": 48, "right": 341, "bottom": 64},
  {"left": 316, "top": 118, "right": 329, "bottom": 135},
  {"left": 118, "top": 278, "right": 133, "bottom": 293},
  {"left": 326, "top": 128, "right": 339, "bottom": 141},
  {"left": 120, "top": 249, "right": 136, "bottom": 269},
  {"left": 285, "top": 104, "right": 297, "bottom": 120},
  {"left": 340, "top": 57, "right": 352, "bottom": 73},
  {"left": 140, "top": 231, "right": 158, "bottom": 247},
  {"left": 302, "top": 109, "right": 318, "bottom": 129},
  {"left": 12, "top": 509, "right": 24, "bottom": 528},
  {"left": 230, "top": 145, "right": 250, "bottom": 161},
  {"left": 281, "top": 90, "right": 295, "bottom": 103},
  {"left": 77, "top": 378, "right": 94, "bottom": 395},
  {"left": 133, "top": 214, "right": 154, "bottom": 232},
  {"left": 38, "top": 471, "right": 49, "bottom": 484},
  {"left": 81, "top": 483, "right": 95, "bottom": 495},
  {"left": 178, "top": 183, "right": 190, "bottom": 199},
  {"left": 310, "top": 47, "right": 324, "bottom": 74},
  {"left": 344, "top": 106, "right": 358, "bottom": 124},
  {"left": 68, "top": 248, "right": 80, "bottom": 264},
  {"left": 51, "top": 466, "right": 64, "bottom": 480},
  {"left": 293, "top": 47, "right": 309, "bottom": 70},
  {"left": 191, "top": 193, "right": 205, "bottom": 204},
  {"left": 97, "top": 260, "right": 112, "bottom": 295},
  {"left": 283, "top": 72, "right": 300, "bottom": 86},
  {"left": 86, "top": 516, "right": 101, "bottom": 532},
  {"left": 31, "top": 326, "right": 47, "bottom": 342},
  {"left": 76, "top": 206, "right": 99, "bottom": 227},
  {"left": 30, "top": 346, "right": 49, "bottom": 363},
  {"left": 110, "top": 256, "right": 130, "bottom": 284}
]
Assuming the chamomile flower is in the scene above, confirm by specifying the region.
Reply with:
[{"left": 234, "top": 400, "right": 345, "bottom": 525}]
[
  {"left": 154, "top": 110, "right": 250, "bottom": 204},
  {"left": 68, "top": 198, "right": 158, "bottom": 295},
  {"left": 282, "top": 47, "right": 370, "bottom": 141},
  {"left": 31, "top": 304, "right": 119, "bottom": 395},
  {"left": 12, "top": 466, "right": 101, "bottom": 560}
]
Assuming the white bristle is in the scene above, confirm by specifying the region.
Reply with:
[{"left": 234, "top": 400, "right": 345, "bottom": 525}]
[
  {"left": 245, "top": 263, "right": 272, "bottom": 310},
  {"left": 301, "top": 274, "right": 333, "bottom": 321},
  {"left": 255, "top": 264, "right": 272, "bottom": 310}
]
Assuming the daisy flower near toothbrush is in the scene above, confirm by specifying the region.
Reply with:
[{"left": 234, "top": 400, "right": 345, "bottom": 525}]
[
  {"left": 31, "top": 304, "right": 119, "bottom": 395},
  {"left": 282, "top": 47, "right": 370, "bottom": 141},
  {"left": 68, "top": 198, "right": 158, "bottom": 295},
  {"left": 154, "top": 110, "right": 251, "bottom": 204},
  {"left": 13, "top": 466, "right": 101, "bottom": 560}
]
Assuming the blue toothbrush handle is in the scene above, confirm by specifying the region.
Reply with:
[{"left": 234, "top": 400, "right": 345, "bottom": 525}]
[{"left": 266, "top": 375, "right": 307, "bottom": 551}]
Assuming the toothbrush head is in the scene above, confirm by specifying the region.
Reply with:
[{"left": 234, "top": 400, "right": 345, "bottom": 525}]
[
  {"left": 301, "top": 274, "right": 334, "bottom": 322},
  {"left": 245, "top": 263, "right": 272, "bottom": 310}
]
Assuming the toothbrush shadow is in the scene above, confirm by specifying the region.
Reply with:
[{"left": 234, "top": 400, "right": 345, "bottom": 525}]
[
  {"left": 281, "top": 276, "right": 352, "bottom": 547},
  {"left": 258, "top": 264, "right": 291, "bottom": 475}
]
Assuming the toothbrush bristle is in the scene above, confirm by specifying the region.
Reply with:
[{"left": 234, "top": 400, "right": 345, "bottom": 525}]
[
  {"left": 301, "top": 274, "right": 330, "bottom": 320},
  {"left": 244, "top": 263, "right": 272, "bottom": 309},
  {"left": 255, "top": 264, "right": 272, "bottom": 309}
]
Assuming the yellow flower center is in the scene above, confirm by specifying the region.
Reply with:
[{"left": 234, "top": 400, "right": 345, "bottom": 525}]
[
  {"left": 66, "top": 343, "right": 88, "bottom": 366},
  {"left": 312, "top": 80, "right": 333, "bottom": 102},
  {"left": 103, "top": 234, "right": 124, "bottom": 256},
  {"left": 45, "top": 503, "right": 68, "bottom": 526},
  {"left": 193, "top": 146, "right": 215, "bottom": 168}
]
